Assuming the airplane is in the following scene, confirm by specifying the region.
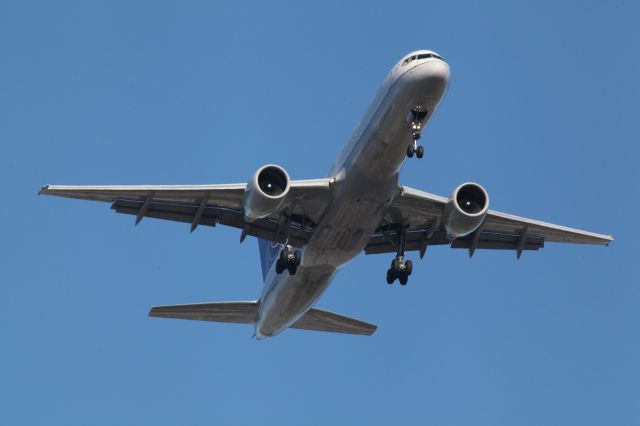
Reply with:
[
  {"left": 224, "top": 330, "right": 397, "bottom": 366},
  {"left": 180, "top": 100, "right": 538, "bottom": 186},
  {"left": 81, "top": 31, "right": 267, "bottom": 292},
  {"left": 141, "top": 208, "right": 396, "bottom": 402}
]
[{"left": 40, "top": 50, "right": 612, "bottom": 339}]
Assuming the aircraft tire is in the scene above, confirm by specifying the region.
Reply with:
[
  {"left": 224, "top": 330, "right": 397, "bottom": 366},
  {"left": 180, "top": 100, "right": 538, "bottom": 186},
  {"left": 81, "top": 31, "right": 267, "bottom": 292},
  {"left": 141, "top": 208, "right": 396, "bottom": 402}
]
[
  {"left": 392, "top": 258, "right": 401, "bottom": 272},
  {"left": 288, "top": 264, "right": 298, "bottom": 275},
  {"left": 405, "top": 260, "right": 413, "bottom": 275},
  {"left": 407, "top": 144, "right": 415, "bottom": 158},
  {"left": 416, "top": 146, "right": 424, "bottom": 159},
  {"left": 399, "top": 273, "right": 408, "bottom": 285},
  {"left": 386, "top": 269, "right": 395, "bottom": 284}
]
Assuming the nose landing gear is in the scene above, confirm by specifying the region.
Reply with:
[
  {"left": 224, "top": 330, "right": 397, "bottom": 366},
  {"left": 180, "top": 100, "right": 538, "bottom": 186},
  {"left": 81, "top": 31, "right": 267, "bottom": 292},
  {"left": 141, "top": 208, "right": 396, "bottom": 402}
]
[
  {"left": 275, "top": 244, "right": 302, "bottom": 275},
  {"left": 407, "top": 110, "right": 426, "bottom": 159},
  {"left": 407, "top": 139, "right": 424, "bottom": 159}
]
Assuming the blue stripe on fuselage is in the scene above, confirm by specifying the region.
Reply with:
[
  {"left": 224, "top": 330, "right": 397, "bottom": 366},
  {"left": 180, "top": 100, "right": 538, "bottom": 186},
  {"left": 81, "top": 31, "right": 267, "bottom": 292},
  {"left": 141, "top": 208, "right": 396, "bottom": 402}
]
[{"left": 258, "top": 239, "right": 283, "bottom": 281}]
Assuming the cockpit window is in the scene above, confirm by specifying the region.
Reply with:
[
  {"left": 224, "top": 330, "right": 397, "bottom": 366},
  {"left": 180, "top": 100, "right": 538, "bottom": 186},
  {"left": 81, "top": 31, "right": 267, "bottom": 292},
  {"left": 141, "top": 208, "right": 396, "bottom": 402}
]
[
  {"left": 402, "top": 53, "right": 443, "bottom": 66},
  {"left": 419, "top": 53, "right": 442, "bottom": 60}
]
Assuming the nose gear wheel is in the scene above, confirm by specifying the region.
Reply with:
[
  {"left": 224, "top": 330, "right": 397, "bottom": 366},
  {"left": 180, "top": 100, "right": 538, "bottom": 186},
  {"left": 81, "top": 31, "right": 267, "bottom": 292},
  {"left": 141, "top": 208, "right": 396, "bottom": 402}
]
[{"left": 407, "top": 111, "right": 425, "bottom": 159}]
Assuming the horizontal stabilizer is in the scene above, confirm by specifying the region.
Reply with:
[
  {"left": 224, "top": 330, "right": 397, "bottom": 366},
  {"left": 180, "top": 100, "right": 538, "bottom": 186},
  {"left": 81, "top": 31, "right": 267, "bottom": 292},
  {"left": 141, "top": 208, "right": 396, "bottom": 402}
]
[
  {"left": 291, "top": 308, "right": 377, "bottom": 336},
  {"left": 149, "top": 301, "right": 258, "bottom": 324}
]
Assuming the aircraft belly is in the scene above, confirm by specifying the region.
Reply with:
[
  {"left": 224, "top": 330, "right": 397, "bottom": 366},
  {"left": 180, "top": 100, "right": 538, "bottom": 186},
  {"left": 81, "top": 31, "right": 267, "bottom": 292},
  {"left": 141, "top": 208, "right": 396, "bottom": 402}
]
[
  {"left": 332, "top": 60, "right": 449, "bottom": 181},
  {"left": 356, "top": 92, "right": 442, "bottom": 178},
  {"left": 304, "top": 167, "right": 397, "bottom": 267},
  {"left": 255, "top": 60, "right": 451, "bottom": 339},
  {"left": 256, "top": 168, "right": 395, "bottom": 338}
]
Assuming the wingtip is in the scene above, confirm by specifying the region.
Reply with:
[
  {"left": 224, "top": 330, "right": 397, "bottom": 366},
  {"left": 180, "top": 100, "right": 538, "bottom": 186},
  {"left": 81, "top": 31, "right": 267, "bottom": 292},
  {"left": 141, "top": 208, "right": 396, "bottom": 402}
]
[{"left": 38, "top": 184, "right": 50, "bottom": 195}]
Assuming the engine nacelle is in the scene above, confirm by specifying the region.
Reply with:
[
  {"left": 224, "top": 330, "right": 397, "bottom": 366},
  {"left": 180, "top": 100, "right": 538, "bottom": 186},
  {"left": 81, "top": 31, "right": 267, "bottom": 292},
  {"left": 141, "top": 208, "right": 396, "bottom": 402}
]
[
  {"left": 443, "top": 182, "right": 490, "bottom": 239},
  {"left": 243, "top": 164, "right": 291, "bottom": 222}
]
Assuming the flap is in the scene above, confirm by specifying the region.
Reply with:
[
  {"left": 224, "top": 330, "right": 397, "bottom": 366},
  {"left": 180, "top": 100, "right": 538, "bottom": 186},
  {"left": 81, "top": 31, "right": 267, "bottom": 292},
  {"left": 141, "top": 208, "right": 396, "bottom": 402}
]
[{"left": 112, "top": 199, "right": 311, "bottom": 248}]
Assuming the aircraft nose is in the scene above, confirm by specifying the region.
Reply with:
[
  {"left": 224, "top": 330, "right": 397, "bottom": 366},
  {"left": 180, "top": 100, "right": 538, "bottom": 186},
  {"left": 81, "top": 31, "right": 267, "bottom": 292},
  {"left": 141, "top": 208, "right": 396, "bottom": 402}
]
[{"left": 411, "top": 59, "right": 450, "bottom": 97}]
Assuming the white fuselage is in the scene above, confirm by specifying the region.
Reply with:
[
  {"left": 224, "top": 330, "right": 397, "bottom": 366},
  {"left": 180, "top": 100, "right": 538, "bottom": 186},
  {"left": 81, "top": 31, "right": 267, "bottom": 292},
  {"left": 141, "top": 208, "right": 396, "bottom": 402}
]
[{"left": 255, "top": 52, "right": 451, "bottom": 338}]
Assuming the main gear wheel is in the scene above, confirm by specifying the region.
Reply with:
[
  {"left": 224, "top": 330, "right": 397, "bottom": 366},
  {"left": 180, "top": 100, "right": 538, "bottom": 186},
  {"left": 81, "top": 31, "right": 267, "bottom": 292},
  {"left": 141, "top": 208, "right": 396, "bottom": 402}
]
[{"left": 275, "top": 245, "right": 302, "bottom": 276}]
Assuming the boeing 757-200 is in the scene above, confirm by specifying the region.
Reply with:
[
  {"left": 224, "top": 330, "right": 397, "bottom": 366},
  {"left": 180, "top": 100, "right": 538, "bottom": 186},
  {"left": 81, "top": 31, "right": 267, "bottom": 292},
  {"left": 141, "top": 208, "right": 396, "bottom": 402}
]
[{"left": 40, "top": 50, "right": 612, "bottom": 338}]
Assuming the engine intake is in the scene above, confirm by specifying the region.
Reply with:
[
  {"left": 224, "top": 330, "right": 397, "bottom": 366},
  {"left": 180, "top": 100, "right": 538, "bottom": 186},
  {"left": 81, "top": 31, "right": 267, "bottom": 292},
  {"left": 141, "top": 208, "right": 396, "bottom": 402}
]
[
  {"left": 243, "top": 164, "right": 291, "bottom": 222},
  {"left": 443, "top": 182, "right": 489, "bottom": 239}
]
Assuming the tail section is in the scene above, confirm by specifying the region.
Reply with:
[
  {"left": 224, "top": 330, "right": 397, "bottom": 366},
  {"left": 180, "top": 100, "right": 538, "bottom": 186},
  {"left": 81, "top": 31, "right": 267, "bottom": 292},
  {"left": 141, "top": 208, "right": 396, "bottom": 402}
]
[
  {"left": 149, "top": 301, "right": 377, "bottom": 336},
  {"left": 257, "top": 238, "right": 283, "bottom": 280}
]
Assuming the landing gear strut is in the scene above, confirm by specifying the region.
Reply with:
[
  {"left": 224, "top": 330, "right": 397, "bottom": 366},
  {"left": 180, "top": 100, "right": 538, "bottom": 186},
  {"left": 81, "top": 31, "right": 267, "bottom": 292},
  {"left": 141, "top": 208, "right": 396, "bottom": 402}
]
[
  {"left": 386, "top": 226, "right": 413, "bottom": 285},
  {"left": 407, "top": 111, "right": 426, "bottom": 159},
  {"left": 275, "top": 244, "right": 302, "bottom": 275}
]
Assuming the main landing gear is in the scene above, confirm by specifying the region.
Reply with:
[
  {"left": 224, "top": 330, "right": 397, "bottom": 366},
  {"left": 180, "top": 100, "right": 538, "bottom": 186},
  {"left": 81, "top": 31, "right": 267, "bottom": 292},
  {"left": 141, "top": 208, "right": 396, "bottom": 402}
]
[
  {"left": 386, "top": 226, "right": 413, "bottom": 285},
  {"left": 407, "top": 110, "right": 426, "bottom": 159},
  {"left": 387, "top": 257, "right": 413, "bottom": 285},
  {"left": 275, "top": 244, "right": 302, "bottom": 276}
]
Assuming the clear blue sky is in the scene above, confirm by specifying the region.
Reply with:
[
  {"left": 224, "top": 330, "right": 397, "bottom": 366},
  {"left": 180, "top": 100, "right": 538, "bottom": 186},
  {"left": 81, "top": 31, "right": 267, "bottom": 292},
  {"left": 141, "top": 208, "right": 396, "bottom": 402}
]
[{"left": 1, "top": 1, "right": 638, "bottom": 425}]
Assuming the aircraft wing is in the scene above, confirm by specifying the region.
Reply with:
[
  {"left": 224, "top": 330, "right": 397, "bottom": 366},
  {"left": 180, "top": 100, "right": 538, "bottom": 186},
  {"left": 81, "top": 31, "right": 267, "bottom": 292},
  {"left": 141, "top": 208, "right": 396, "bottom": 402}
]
[
  {"left": 365, "top": 185, "right": 612, "bottom": 257},
  {"left": 39, "top": 179, "right": 332, "bottom": 248}
]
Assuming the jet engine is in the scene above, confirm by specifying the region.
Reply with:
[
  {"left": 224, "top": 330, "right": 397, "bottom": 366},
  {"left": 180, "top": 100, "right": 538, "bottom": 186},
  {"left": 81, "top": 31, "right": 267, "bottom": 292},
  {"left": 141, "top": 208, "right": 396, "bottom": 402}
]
[
  {"left": 243, "top": 164, "right": 291, "bottom": 222},
  {"left": 442, "top": 182, "right": 489, "bottom": 239}
]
